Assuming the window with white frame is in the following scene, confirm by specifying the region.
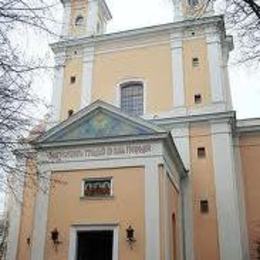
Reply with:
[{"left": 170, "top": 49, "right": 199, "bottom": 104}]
[
  {"left": 120, "top": 82, "right": 144, "bottom": 116},
  {"left": 82, "top": 178, "right": 112, "bottom": 198}
]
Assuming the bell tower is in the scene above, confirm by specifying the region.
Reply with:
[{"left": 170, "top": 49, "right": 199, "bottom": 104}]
[
  {"left": 172, "top": 0, "right": 214, "bottom": 21},
  {"left": 61, "top": 0, "right": 112, "bottom": 38}
]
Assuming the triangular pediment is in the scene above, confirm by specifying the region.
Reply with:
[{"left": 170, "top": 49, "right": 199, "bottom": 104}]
[{"left": 38, "top": 101, "right": 164, "bottom": 143}]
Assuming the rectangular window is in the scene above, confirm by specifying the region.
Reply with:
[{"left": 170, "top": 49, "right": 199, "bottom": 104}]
[
  {"left": 194, "top": 94, "right": 202, "bottom": 104},
  {"left": 120, "top": 83, "right": 144, "bottom": 116},
  {"left": 197, "top": 147, "right": 206, "bottom": 158},
  {"left": 82, "top": 178, "right": 112, "bottom": 198},
  {"left": 192, "top": 57, "right": 199, "bottom": 67},
  {"left": 200, "top": 200, "right": 209, "bottom": 213},
  {"left": 70, "top": 76, "right": 76, "bottom": 84}
]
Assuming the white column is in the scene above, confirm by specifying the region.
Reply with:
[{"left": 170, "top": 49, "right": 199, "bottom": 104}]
[
  {"left": 49, "top": 52, "right": 66, "bottom": 128},
  {"left": 145, "top": 161, "right": 161, "bottom": 260},
  {"left": 61, "top": 1, "right": 71, "bottom": 37},
  {"left": 211, "top": 121, "right": 243, "bottom": 260},
  {"left": 6, "top": 156, "right": 26, "bottom": 260},
  {"left": 206, "top": 28, "right": 225, "bottom": 104},
  {"left": 31, "top": 168, "right": 51, "bottom": 260},
  {"left": 80, "top": 46, "right": 94, "bottom": 109},
  {"left": 171, "top": 125, "right": 194, "bottom": 260},
  {"left": 170, "top": 31, "right": 186, "bottom": 115},
  {"left": 86, "top": 0, "right": 98, "bottom": 35}
]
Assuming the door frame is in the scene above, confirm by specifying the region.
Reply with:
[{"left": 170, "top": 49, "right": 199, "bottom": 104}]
[{"left": 68, "top": 223, "right": 119, "bottom": 260}]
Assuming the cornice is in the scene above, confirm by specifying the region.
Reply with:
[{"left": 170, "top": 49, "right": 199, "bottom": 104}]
[
  {"left": 236, "top": 118, "right": 260, "bottom": 134},
  {"left": 151, "top": 110, "right": 236, "bottom": 130},
  {"left": 50, "top": 15, "right": 225, "bottom": 53}
]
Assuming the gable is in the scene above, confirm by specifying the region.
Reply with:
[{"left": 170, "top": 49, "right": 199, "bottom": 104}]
[{"left": 42, "top": 108, "right": 157, "bottom": 143}]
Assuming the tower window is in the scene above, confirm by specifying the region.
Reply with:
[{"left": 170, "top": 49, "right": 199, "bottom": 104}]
[
  {"left": 68, "top": 109, "right": 74, "bottom": 117},
  {"left": 120, "top": 82, "right": 144, "bottom": 116},
  {"left": 75, "top": 15, "right": 84, "bottom": 27},
  {"left": 200, "top": 200, "right": 209, "bottom": 213},
  {"left": 197, "top": 147, "right": 206, "bottom": 158},
  {"left": 194, "top": 94, "right": 202, "bottom": 104},
  {"left": 192, "top": 57, "right": 199, "bottom": 67},
  {"left": 70, "top": 76, "right": 76, "bottom": 84}
]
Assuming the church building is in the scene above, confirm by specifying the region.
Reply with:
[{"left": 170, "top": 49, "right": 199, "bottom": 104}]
[{"left": 6, "top": 0, "right": 260, "bottom": 259}]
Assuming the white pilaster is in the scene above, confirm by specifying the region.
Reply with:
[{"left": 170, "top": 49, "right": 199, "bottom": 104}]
[
  {"left": 6, "top": 157, "right": 26, "bottom": 260},
  {"left": 206, "top": 28, "right": 225, "bottom": 105},
  {"left": 171, "top": 125, "right": 194, "bottom": 260},
  {"left": 233, "top": 137, "right": 250, "bottom": 260},
  {"left": 145, "top": 161, "right": 161, "bottom": 260},
  {"left": 50, "top": 52, "right": 66, "bottom": 128},
  {"left": 80, "top": 46, "right": 95, "bottom": 109},
  {"left": 170, "top": 31, "right": 186, "bottom": 116},
  {"left": 31, "top": 168, "right": 51, "bottom": 260},
  {"left": 86, "top": 0, "right": 99, "bottom": 35},
  {"left": 172, "top": 0, "right": 183, "bottom": 21},
  {"left": 61, "top": 1, "right": 71, "bottom": 37},
  {"left": 211, "top": 121, "right": 243, "bottom": 260}
]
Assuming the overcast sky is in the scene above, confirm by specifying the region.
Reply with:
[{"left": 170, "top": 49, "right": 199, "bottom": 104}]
[{"left": 36, "top": 0, "right": 260, "bottom": 120}]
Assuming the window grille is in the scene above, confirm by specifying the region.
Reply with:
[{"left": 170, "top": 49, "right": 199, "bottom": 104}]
[{"left": 120, "top": 82, "right": 144, "bottom": 116}]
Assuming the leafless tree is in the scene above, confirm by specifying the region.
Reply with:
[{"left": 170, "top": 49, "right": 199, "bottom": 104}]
[
  {"left": 210, "top": 0, "right": 260, "bottom": 65},
  {"left": 0, "top": 0, "right": 61, "bottom": 197}
]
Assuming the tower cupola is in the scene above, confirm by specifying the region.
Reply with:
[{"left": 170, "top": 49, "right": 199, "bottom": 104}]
[{"left": 60, "top": 0, "right": 112, "bottom": 38}]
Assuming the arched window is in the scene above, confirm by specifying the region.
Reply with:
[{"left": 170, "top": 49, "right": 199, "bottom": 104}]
[
  {"left": 75, "top": 15, "right": 84, "bottom": 27},
  {"left": 120, "top": 82, "right": 144, "bottom": 116}
]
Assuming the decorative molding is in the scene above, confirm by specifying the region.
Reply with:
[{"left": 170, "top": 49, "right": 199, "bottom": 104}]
[
  {"left": 206, "top": 27, "right": 226, "bottom": 105},
  {"left": 233, "top": 137, "right": 250, "bottom": 259},
  {"left": 211, "top": 121, "right": 244, "bottom": 260},
  {"left": 145, "top": 161, "right": 161, "bottom": 260},
  {"left": 49, "top": 51, "right": 66, "bottom": 128},
  {"left": 61, "top": 1, "right": 71, "bottom": 37},
  {"left": 236, "top": 118, "right": 260, "bottom": 134},
  {"left": 50, "top": 15, "right": 225, "bottom": 53},
  {"left": 115, "top": 77, "right": 147, "bottom": 115},
  {"left": 171, "top": 125, "right": 195, "bottom": 260},
  {"left": 150, "top": 110, "right": 236, "bottom": 129},
  {"left": 170, "top": 30, "right": 185, "bottom": 110},
  {"left": 80, "top": 46, "right": 95, "bottom": 109}
]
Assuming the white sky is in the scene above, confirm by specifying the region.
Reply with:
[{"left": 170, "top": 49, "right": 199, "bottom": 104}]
[{"left": 35, "top": 0, "right": 260, "bottom": 120}]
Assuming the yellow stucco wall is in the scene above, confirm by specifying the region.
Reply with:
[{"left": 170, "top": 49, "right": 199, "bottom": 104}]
[
  {"left": 17, "top": 159, "right": 38, "bottom": 260},
  {"left": 44, "top": 167, "right": 145, "bottom": 260},
  {"left": 189, "top": 124, "right": 220, "bottom": 260},
  {"left": 92, "top": 42, "right": 173, "bottom": 115},
  {"left": 239, "top": 134, "right": 260, "bottom": 259},
  {"left": 61, "top": 51, "right": 83, "bottom": 120},
  {"left": 183, "top": 38, "right": 211, "bottom": 107},
  {"left": 60, "top": 34, "right": 213, "bottom": 118}
]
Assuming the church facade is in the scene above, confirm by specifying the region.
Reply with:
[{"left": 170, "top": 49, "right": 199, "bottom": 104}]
[{"left": 6, "top": 0, "right": 260, "bottom": 259}]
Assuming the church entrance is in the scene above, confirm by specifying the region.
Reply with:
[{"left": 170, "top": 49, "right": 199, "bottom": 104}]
[{"left": 76, "top": 230, "right": 113, "bottom": 260}]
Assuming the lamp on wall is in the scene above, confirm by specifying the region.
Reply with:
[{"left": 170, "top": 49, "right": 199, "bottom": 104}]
[
  {"left": 126, "top": 225, "right": 136, "bottom": 249},
  {"left": 51, "top": 228, "right": 61, "bottom": 251}
]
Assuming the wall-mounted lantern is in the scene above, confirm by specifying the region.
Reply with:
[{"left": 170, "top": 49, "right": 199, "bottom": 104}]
[
  {"left": 126, "top": 225, "right": 136, "bottom": 249},
  {"left": 51, "top": 228, "right": 61, "bottom": 251}
]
